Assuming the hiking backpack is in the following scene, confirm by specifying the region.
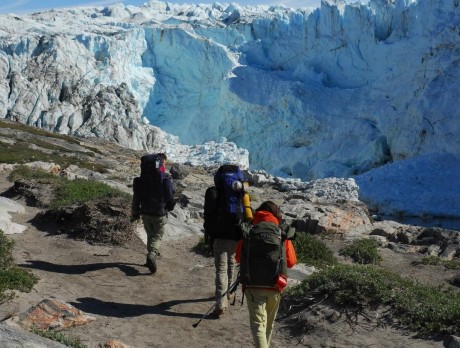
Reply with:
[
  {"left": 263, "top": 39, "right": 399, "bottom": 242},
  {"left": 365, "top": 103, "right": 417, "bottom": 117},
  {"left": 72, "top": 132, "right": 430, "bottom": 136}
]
[
  {"left": 203, "top": 164, "right": 245, "bottom": 241},
  {"left": 213, "top": 164, "right": 245, "bottom": 215},
  {"left": 239, "top": 221, "right": 287, "bottom": 288},
  {"left": 135, "top": 154, "right": 166, "bottom": 214}
]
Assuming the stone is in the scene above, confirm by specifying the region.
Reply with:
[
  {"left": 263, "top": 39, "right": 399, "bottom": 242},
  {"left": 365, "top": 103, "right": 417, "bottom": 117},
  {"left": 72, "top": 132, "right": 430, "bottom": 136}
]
[{"left": 6, "top": 298, "right": 95, "bottom": 331}]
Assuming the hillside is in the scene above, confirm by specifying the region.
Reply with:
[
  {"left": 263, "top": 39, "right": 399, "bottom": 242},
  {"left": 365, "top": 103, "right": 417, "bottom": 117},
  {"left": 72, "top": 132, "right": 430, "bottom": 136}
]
[
  {"left": 0, "top": 0, "right": 459, "bottom": 221},
  {"left": 1, "top": 119, "right": 460, "bottom": 347}
]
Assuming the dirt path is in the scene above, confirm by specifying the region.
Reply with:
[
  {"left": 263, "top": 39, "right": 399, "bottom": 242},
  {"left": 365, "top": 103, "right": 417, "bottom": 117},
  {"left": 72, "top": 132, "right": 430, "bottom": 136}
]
[
  {"left": 0, "top": 172, "right": 452, "bottom": 348},
  {"left": 3, "top": 203, "right": 257, "bottom": 347}
]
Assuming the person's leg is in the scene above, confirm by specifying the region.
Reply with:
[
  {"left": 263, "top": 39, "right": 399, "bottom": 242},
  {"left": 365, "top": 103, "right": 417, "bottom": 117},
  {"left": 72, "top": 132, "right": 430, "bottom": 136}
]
[
  {"left": 142, "top": 215, "right": 166, "bottom": 273},
  {"left": 147, "top": 215, "right": 166, "bottom": 255},
  {"left": 213, "top": 238, "right": 229, "bottom": 313},
  {"left": 265, "top": 291, "right": 281, "bottom": 347},
  {"left": 245, "top": 289, "right": 269, "bottom": 348},
  {"left": 224, "top": 239, "right": 238, "bottom": 301}
]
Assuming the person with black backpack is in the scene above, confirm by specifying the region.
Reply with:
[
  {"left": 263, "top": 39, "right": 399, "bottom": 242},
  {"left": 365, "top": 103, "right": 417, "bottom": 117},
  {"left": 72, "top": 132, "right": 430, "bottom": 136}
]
[
  {"left": 131, "top": 153, "right": 176, "bottom": 274},
  {"left": 235, "top": 201, "right": 297, "bottom": 348},
  {"left": 204, "top": 164, "right": 247, "bottom": 318}
]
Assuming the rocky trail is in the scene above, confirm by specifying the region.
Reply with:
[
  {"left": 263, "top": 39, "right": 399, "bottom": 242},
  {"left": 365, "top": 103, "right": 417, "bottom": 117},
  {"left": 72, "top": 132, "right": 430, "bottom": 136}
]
[
  {"left": 1, "top": 169, "right": 457, "bottom": 348},
  {"left": 0, "top": 121, "right": 459, "bottom": 347}
]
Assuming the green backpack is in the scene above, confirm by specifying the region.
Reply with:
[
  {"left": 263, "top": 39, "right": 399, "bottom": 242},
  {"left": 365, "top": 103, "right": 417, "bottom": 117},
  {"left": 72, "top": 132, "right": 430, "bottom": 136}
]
[{"left": 239, "top": 221, "right": 287, "bottom": 288}]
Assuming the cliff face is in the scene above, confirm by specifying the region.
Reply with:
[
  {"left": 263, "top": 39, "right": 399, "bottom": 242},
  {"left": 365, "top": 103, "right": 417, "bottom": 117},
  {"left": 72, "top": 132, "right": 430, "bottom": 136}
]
[{"left": 0, "top": 0, "right": 458, "bottom": 180}]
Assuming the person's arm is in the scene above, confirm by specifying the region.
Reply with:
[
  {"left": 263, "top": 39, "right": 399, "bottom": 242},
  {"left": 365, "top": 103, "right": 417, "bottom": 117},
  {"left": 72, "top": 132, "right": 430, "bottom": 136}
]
[
  {"left": 163, "top": 176, "right": 176, "bottom": 211},
  {"left": 131, "top": 177, "right": 141, "bottom": 219}
]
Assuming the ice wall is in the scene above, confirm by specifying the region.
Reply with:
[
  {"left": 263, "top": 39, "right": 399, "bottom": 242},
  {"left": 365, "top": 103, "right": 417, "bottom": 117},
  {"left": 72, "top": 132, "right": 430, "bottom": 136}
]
[{"left": 0, "top": 0, "right": 458, "bottom": 181}]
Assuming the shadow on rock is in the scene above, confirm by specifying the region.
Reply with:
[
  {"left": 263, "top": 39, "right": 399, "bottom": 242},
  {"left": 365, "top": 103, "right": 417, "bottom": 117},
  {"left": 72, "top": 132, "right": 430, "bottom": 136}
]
[{"left": 70, "top": 296, "right": 215, "bottom": 319}]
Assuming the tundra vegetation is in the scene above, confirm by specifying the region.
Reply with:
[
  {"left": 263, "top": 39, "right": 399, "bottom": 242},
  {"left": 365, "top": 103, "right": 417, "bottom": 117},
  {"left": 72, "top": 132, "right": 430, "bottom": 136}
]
[
  {"left": 1, "top": 120, "right": 459, "bottom": 345},
  {"left": 0, "top": 229, "right": 38, "bottom": 304}
]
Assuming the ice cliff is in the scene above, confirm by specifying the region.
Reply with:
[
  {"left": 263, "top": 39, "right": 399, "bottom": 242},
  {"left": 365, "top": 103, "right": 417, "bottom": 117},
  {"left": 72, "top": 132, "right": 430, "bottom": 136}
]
[{"left": 0, "top": 0, "right": 459, "bottom": 219}]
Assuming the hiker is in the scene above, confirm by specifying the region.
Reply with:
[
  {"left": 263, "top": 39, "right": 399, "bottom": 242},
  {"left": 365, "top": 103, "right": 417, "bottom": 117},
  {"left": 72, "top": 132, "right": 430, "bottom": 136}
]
[
  {"left": 235, "top": 201, "right": 297, "bottom": 348},
  {"left": 204, "top": 164, "right": 247, "bottom": 317},
  {"left": 131, "top": 153, "right": 176, "bottom": 274}
]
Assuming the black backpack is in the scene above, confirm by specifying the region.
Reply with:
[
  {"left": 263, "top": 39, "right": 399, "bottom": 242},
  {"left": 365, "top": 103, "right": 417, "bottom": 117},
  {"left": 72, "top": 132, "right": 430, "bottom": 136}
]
[
  {"left": 239, "top": 221, "right": 287, "bottom": 288},
  {"left": 134, "top": 154, "right": 167, "bottom": 215}
]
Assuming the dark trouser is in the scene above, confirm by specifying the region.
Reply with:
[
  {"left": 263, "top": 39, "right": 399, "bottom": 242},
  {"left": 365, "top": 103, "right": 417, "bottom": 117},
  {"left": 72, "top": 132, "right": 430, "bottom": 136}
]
[{"left": 142, "top": 214, "right": 166, "bottom": 256}]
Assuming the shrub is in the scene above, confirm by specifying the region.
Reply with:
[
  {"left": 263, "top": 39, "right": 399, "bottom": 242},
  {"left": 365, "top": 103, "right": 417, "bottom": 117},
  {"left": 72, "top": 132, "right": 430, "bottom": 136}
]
[
  {"left": 8, "top": 165, "right": 59, "bottom": 183},
  {"left": 0, "top": 230, "right": 38, "bottom": 304},
  {"left": 420, "top": 256, "right": 460, "bottom": 270},
  {"left": 290, "top": 264, "right": 460, "bottom": 336},
  {"left": 8, "top": 166, "right": 128, "bottom": 208},
  {"left": 339, "top": 238, "right": 382, "bottom": 265},
  {"left": 0, "top": 231, "right": 15, "bottom": 270},
  {"left": 293, "top": 233, "right": 337, "bottom": 268},
  {"left": 51, "top": 178, "right": 129, "bottom": 208},
  {"left": 31, "top": 327, "right": 86, "bottom": 348}
]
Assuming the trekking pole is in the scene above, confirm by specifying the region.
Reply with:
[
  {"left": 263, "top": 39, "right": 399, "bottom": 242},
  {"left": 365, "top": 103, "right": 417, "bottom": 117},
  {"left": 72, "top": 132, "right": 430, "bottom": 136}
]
[{"left": 192, "top": 276, "right": 240, "bottom": 328}]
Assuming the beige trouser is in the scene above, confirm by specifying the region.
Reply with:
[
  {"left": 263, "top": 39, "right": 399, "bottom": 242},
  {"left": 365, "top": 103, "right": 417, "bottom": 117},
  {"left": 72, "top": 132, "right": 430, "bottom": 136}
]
[
  {"left": 245, "top": 288, "right": 281, "bottom": 348},
  {"left": 142, "top": 214, "right": 166, "bottom": 255},
  {"left": 213, "top": 238, "right": 238, "bottom": 310}
]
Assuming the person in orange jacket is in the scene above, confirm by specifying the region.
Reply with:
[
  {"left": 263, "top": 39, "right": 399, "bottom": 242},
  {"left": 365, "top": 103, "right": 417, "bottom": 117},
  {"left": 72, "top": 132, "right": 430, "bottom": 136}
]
[{"left": 235, "top": 201, "right": 297, "bottom": 348}]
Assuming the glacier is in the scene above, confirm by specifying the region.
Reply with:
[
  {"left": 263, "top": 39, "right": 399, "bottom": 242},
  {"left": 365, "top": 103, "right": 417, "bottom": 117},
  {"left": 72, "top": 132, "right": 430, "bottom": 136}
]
[{"left": 0, "top": 0, "right": 458, "bottom": 222}]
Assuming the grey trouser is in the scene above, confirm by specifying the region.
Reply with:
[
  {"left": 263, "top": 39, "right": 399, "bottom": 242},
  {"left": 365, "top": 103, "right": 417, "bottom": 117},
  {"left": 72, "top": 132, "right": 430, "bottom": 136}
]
[
  {"left": 142, "top": 214, "right": 166, "bottom": 255},
  {"left": 213, "top": 238, "right": 238, "bottom": 310}
]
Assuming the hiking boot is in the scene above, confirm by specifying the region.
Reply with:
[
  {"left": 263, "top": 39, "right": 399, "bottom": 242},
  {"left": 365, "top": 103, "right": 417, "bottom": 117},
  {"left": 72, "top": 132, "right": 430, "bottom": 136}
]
[
  {"left": 227, "top": 292, "right": 236, "bottom": 303},
  {"left": 146, "top": 253, "right": 157, "bottom": 274},
  {"left": 210, "top": 307, "right": 225, "bottom": 319}
]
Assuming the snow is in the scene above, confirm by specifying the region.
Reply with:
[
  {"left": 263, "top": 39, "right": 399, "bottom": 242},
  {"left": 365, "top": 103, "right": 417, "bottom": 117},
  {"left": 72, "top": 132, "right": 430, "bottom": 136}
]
[{"left": 0, "top": 0, "right": 458, "bottom": 222}]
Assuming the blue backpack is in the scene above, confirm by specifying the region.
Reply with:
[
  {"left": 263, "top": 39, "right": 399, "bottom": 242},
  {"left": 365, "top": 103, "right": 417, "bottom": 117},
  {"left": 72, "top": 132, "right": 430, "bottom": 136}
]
[
  {"left": 214, "top": 164, "right": 245, "bottom": 216},
  {"left": 211, "top": 164, "right": 245, "bottom": 240}
]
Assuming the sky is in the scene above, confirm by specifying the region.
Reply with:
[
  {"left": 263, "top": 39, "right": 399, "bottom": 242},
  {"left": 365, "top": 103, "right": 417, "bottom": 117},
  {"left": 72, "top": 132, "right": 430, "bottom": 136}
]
[{"left": 0, "top": 0, "right": 323, "bottom": 15}]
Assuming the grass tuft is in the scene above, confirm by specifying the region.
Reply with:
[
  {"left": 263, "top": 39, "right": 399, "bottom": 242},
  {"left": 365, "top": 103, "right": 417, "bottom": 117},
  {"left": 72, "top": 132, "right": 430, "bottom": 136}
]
[
  {"left": 293, "top": 233, "right": 337, "bottom": 268},
  {"left": 51, "top": 178, "right": 128, "bottom": 208},
  {"left": 31, "top": 327, "right": 87, "bottom": 348},
  {"left": 339, "top": 238, "right": 382, "bottom": 265},
  {"left": 419, "top": 256, "right": 460, "bottom": 270},
  {"left": 0, "top": 230, "right": 38, "bottom": 304}
]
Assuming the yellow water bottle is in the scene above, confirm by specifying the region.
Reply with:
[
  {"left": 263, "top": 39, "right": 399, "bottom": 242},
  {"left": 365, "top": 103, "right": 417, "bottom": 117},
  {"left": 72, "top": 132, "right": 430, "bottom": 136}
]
[{"left": 243, "top": 181, "right": 253, "bottom": 221}]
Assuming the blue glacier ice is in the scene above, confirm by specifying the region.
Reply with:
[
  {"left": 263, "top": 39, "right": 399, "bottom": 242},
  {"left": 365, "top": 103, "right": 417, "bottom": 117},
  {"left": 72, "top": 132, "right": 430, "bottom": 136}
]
[{"left": 0, "top": 0, "right": 458, "bottom": 220}]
